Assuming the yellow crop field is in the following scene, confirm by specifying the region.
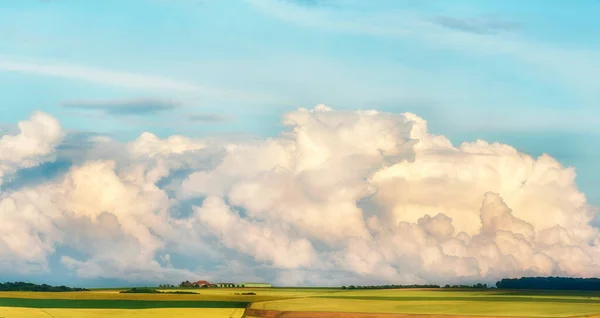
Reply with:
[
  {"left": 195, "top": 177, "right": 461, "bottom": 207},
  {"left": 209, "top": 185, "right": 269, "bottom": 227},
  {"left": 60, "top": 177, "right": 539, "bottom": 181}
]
[
  {"left": 4, "top": 288, "right": 600, "bottom": 317},
  {"left": 252, "top": 297, "right": 600, "bottom": 317},
  {"left": 0, "top": 288, "right": 341, "bottom": 302},
  {"left": 0, "top": 290, "right": 280, "bottom": 302},
  {"left": 333, "top": 288, "right": 600, "bottom": 300},
  {"left": 248, "top": 289, "right": 600, "bottom": 317},
  {"left": 0, "top": 307, "right": 245, "bottom": 318}
]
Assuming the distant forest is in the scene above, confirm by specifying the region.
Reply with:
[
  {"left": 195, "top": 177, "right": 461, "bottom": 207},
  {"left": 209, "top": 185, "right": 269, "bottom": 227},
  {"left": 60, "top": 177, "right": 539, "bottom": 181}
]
[
  {"left": 0, "top": 282, "right": 89, "bottom": 292},
  {"left": 342, "top": 283, "right": 487, "bottom": 290},
  {"left": 343, "top": 277, "right": 600, "bottom": 291},
  {"left": 495, "top": 277, "right": 600, "bottom": 290},
  {"left": 342, "top": 284, "right": 442, "bottom": 290}
]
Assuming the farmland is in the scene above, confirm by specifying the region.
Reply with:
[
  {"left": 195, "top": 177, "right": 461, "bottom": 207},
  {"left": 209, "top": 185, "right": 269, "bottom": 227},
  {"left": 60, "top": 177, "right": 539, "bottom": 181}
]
[
  {"left": 0, "top": 288, "right": 599, "bottom": 317},
  {"left": 0, "top": 307, "right": 246, "bottom": 318},
  {"left": 246, "top": 288, "right": 600, "bottom": 318},
  {"left": 0, "top": 288, "right": 252, "bottom": 318}
]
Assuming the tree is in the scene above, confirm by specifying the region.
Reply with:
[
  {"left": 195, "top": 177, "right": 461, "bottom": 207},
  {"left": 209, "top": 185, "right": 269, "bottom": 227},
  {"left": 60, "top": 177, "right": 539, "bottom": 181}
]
[
  {"left": 0, "top": 282, "right": 88, "bottom": 292},
  {"left": 179, "top": 280, "right": 193, "bottom": 288},
  {"left": 495, "top": 277, "right": 600, "bottom": 290}
]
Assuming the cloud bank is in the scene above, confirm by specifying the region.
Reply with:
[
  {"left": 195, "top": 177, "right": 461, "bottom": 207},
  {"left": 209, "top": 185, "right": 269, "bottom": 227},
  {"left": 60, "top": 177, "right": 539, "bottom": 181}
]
[{"left": 0, "top": 105, "right": 598, "bottom": 285}]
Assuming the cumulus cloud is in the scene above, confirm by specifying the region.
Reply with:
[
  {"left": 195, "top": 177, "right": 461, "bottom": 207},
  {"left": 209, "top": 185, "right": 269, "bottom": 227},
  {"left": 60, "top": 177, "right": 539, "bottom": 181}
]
[
  {"left": 0, "top": 111, "right": 63, "bottom": 186},
  {"left": 0, "top": 105, "right": 598, "bottom": 285},
  {"left": 193, "top": 196, "right": 317, "bottom": 268},
  {"left": 179, "top": 104, "right": 600, "bottom": 283},
  {"left": 129, "top": 132, "right": 205, "bottom": 158}
]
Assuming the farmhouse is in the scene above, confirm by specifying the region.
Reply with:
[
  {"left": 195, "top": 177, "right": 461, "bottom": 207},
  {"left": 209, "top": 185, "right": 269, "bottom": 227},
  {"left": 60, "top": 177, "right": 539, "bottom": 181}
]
[
  {"left": 241, "top": 282, "right": 272, "bottom": 288},
  {"left": 216, "top": 283, "right": 236, "bottom": 288},
  {"left": 194, "top": 280, "right": 213, "bottom": 287}
]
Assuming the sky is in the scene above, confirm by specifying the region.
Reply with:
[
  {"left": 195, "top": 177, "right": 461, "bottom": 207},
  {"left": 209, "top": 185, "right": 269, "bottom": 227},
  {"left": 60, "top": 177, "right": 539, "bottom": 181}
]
[{"left": 0, "top": 0, "right": 600, "bottom": 287}]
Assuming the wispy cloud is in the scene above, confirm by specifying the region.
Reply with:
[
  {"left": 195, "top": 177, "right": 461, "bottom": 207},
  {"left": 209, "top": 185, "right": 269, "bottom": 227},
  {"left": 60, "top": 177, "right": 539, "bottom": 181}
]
[
  {"left": 0, "top": 58, "right": 284, "bottom": 104},
  {"left": 61, "top": 98, "right": 181, "bottom": 116},
  {"left": 245, "top": 0, "right": 600, "bottom": 104},
  {"left": 0, "top": 59, "right": 201, "bottom": 92},
  {"left": 188, "top": 113, "right": 230, "bottom": 123},
  {"left": 431, "top": 15, "right": 519, "bottom": 35},
  {"left": 246, "top": 0, "right": 411, "bottom": 37},
  {"left": 281, "top": 0, "right": 321, "bottom": 6}
]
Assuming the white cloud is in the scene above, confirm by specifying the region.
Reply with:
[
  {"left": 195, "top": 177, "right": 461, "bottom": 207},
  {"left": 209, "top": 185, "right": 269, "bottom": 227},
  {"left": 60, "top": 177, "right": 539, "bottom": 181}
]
[
  {"left": 0, "top": 188, "right": 63, "bottom": 273},
  {"left": 0, "top": 111, "right": 63, "bottom": 186},
  {"left": 179, "top": 104, "right": 600, "bottom": 283},
  {"left": 193, "top": 195, "right": 317, "bottom": 268},
  {"left": 0, "top": 159, "right": 174, "bottom": 276},
  {"left": 0, "top": 106, "right": 598, "bottom": 285},
  {"left": 129, "top": 132, "right": 205, "bottom": 158}
]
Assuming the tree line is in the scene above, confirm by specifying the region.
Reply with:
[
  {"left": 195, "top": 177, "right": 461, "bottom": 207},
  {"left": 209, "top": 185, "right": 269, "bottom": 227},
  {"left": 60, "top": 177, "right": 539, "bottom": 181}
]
[
  {"left": 341, "top": 283, "right": 491, "bottom": 290},
  {"left": 495, "top": 277, "right": 600, "bottom": 290},
  {"left": 443, "top": 283, "right": 489, "bottom": 289},
  {"left": 341, "top": 277, "right": 600, "bottom": 291},
  {"left": 0, "top": 282, "right": 89, "bottom": 292},
  {"left": 342, "top": 284, "right": 442, "bottom": 290}
]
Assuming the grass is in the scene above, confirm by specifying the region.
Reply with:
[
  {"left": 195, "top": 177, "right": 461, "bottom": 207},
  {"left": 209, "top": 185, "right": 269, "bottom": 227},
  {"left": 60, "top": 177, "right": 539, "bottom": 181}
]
[{"left": 0, "top": 307, "right": 245, "bottom": 318}]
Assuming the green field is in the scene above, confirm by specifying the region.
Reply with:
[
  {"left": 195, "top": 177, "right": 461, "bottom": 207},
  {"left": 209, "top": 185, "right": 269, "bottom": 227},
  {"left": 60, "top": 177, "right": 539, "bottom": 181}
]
[{"left": 1, "top": 288, "right": 600, "bottom": 317}]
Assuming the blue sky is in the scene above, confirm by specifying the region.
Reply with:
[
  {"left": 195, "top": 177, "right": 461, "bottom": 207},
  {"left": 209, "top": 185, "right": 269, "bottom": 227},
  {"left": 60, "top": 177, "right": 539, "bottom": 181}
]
[
  {"left": 1, "top": 0, "right": 600, "bottom": 286},
  {"left": 5, "top": 0, "right": 596, "bottom": 201}
]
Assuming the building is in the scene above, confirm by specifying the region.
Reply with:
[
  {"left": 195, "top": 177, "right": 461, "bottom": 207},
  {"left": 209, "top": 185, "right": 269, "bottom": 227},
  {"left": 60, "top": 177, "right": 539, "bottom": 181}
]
[
  {"left": 194, "top": 280, "right": 213, "bottom": 287},
  {"left": 241, "top": 282, "right": 272, "bottom": 288},
  {"left": 216, "top": 283, "right": 236, "bottom": 288}
]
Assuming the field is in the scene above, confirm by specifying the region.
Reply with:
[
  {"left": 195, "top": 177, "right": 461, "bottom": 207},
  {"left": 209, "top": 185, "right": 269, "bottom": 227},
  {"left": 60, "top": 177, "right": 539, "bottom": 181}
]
[
  {"left": 0, "top": 288, "right": 599, "bottom": 318},
  {"left": 0, "top": 307, "right": 246, "bottom": 318},
  {"left": 0, "top": 288, "right": 252, "bottom": 318},
  {"left": 246, "top": 289, "right": 600, "bottom": 318}
]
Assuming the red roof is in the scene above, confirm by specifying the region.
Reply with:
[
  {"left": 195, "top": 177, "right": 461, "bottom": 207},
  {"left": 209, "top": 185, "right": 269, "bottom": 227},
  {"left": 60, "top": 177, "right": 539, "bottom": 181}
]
[{"left": 195, "top": 280, "right": 211, "bottom": 285}]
